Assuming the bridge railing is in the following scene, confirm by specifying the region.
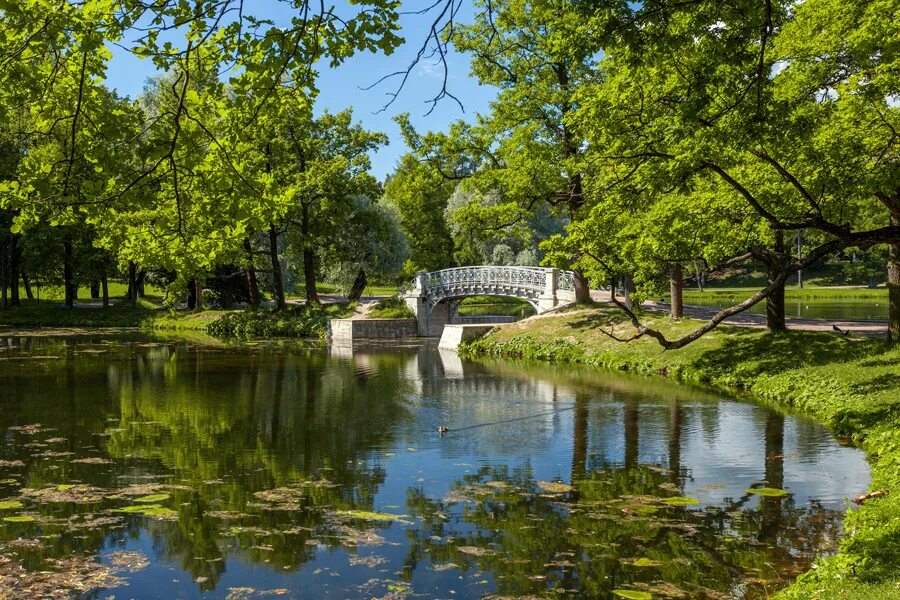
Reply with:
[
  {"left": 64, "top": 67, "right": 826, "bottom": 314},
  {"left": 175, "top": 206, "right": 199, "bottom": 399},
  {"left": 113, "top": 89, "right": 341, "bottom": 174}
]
[
  {"left": 558, "top": 271, "right": 575, "bottom": 292},
  {"left": 424, "top": 266, "right": 548, "bottom": 294}
]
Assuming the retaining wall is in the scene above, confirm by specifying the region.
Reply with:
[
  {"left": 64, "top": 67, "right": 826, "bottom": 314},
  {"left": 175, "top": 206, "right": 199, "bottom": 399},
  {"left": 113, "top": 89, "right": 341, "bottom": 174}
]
[{"left": 329, "top": 318, "right": 418, "bottom": 343}]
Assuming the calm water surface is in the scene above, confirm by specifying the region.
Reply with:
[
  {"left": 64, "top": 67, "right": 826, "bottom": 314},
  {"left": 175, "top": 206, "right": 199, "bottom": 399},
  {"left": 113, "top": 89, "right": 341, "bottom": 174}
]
[
  {"left": 685, "top": 296, "right": 887, "bottom": 321},
  {"left": 0, "top": 335, "right": 870, "bottom": 599}
]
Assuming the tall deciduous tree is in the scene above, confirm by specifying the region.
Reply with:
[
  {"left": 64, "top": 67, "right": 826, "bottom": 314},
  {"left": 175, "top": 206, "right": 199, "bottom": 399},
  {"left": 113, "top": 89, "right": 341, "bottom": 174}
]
[
  {"left": 260, "top": 109, "right": 387, "bottom": 305},
  {"left": 396, "top": 0, "right": 599, "bottom": 300},
  {"left": 383, "top": 152, "right": 456, "bottom": 274},
  {"left": 566, "top": 0, "right": 899, "bottom": 346}
]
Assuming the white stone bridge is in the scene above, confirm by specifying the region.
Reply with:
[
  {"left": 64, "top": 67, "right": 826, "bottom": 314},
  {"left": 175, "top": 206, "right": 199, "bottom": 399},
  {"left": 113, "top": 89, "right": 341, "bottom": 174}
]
[{"left": 404, "top": 266, "right": 577, "bottom": 336}]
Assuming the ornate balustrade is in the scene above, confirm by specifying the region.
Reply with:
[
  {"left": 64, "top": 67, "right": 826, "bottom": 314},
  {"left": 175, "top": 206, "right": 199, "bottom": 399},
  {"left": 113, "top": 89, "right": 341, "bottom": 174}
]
[
  {"left": 406, "top": 266, "right": 576, "bottom": 315},
  {"left": 425, "top": 266, "right": 547, "bottom": 294}
]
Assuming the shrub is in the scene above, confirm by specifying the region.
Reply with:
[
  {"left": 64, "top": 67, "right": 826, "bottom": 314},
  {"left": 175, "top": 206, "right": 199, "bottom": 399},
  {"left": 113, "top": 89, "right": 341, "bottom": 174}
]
[{"left": 367, "top": 296, "right": 414, "bottom": 319}]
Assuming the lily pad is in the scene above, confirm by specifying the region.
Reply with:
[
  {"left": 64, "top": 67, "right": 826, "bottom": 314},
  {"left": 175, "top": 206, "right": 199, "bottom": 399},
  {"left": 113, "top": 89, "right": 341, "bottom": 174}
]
[
  {"left": 334, "top": 510, "right": 406, "bottom": 522},
  {"left": 3, "top": 515, "right": 35, "bottom": 523},
  {"left": 613, "top": 591, "right": 652, "bottom": 600},
  {"left": 628, "top": 557, "right": 661, "bottom": 567},
  {"left": 112, "top": 504, "right": 178, "bottom": 519},
  {"left": 746, "top": 487, "right": 790, "bottom": 497},
  {"left": 0, "top": 500, "right": 24, "bottom": 510},
  {"left": 662, "top": 496, "right": 701, "bottom": 506},
  {"left": 57, "top": 484, "right": 75, "bottom": 492},
  {"left": 134, "top": 493, "right": 170, "bottom": 503},
  {"left": 537, "top": 481, "right": 573, "bottom": 494}
]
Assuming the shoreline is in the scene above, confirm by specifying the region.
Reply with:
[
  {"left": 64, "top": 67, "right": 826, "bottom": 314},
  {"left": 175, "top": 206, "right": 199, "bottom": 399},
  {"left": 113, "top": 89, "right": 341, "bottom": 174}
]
[{"left": 460, "top": 305, "right": 900, "bottom": 599}]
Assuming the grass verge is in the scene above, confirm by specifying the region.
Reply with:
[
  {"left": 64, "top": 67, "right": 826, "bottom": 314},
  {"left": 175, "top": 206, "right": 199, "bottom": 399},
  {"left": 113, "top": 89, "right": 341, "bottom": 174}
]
[
  {"left": 0, "top": 301, "right": 354, "bottom": 339},
  {"left": 460, "top": 303, "right": 900, "bottom": 599}
]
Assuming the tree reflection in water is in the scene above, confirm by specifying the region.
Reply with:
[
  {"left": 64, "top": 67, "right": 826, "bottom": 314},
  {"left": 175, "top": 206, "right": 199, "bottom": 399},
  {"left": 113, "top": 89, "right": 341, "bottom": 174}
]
[{"left": 0, "top": 336, "right": 866, "bottom": 599}]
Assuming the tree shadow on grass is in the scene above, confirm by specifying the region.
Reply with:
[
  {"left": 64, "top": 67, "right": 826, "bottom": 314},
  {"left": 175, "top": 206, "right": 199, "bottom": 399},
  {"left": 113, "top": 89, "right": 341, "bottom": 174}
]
[
  {"left": 563, "top": 307, "right": 632, "bottom": 332},
  {"left": 858, "top": 357, "right": 900, "bottom": 368},
  {"left": 849, "top": 374, "right": 900, "bottom": 395},
  {"left": 690, "top": 330, "right": 882, "bottom": 378}
]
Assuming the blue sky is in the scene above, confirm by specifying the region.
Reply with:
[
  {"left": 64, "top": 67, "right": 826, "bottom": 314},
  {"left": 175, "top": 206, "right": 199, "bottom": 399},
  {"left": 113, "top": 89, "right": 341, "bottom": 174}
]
[{"left": 104, "top": 2, "right": 497, "bottom": 180}]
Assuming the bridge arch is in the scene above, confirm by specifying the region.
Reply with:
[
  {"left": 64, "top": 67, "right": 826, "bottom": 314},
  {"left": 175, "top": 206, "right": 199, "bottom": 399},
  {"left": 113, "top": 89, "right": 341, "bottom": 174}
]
[{"left": 403, "top": 266, "right": 576, "bottom": 337}]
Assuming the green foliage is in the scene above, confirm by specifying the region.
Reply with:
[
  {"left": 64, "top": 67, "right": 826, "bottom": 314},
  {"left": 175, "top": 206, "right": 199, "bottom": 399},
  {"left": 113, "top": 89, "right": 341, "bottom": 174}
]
[
  {"left": 206, "top": 304, "right": 353, "bottom": 339},
  {"left": 0, "top": 1, "right": 404, "bottom": 304},
  {"left": 367, "top": 296, "right": 414, "bottom": 319},
  {"left": 383, "top": 153, "right": 455, "bottom": 272}
]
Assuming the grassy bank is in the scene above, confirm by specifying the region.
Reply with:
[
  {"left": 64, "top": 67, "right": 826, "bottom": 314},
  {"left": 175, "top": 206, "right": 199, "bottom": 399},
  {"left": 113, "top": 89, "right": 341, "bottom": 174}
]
[
  {"left": 0, "top": 302, "right": 354, "bottom": 339},
  {"left": 461, "top": 304, "right": 900, "bottom": 599}
]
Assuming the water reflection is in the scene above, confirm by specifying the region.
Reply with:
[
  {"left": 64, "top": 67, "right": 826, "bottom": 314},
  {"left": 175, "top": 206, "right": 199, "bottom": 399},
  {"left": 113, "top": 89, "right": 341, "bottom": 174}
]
[{"left": 0, "top": 336, "right": 869, "bottom": 599}]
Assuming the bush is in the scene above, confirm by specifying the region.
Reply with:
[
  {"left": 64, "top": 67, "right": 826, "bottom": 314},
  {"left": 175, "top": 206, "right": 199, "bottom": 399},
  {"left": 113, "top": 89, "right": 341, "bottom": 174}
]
[
  {"left": 367, "top": 296, "right": 414, "bottom": 318},
  {"left": 206, "top": 304, "right": 353, "bottom": 339}
]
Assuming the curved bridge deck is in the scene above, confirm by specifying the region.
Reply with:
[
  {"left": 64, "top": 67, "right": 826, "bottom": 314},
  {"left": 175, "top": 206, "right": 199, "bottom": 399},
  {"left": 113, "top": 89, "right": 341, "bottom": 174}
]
[{"left": 404, "top": 266, "right": 577, "bottom": 337}]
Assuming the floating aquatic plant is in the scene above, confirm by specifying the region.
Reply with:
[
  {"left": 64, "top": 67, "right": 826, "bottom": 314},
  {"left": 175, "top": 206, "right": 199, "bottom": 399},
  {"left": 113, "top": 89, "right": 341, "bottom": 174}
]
[
  {"left": 134, "top": 493, "right": 170, "bottom": 503},
  {"left": 537, "top": 481, "right": 573, "bottom": 493},
  {"left": 612, "top": 591, "right": 652, "bottom": 600},
  {"left": 334, "top": 510, "right": 407, "bottom": 522},
  {"left": 746, "top": 487, "right": 790, "bottom": 497},
  {"left": 3, "top": 515, "right": 36, "bottom": 523},
  {"left": 662, "top": 496, "right": 701, "bottom": 506},
  {"left": 112, "top": 504, "right": 178, "bottom": 519}
]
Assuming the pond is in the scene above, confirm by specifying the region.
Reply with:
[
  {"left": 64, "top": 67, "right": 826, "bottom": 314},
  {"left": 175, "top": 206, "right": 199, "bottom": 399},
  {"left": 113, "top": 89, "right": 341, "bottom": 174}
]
[
  {"left": 685, "top": 295, "right": 887, "bottom": 322},
  {"left": 0, "top": 335, "right": 870, "bottom": 599}
]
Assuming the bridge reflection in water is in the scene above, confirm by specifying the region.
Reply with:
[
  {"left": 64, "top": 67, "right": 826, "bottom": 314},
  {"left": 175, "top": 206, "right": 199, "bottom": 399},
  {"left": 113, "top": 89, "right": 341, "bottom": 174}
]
[{"left": 0, "top": 337, "right": 870, "bottom": 599}]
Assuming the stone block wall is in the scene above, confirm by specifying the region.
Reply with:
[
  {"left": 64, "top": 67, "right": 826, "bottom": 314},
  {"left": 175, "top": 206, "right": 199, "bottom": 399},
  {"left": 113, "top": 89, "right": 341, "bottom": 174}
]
[{"left": 329, "top": 318, "right": 418, "bottom": 343}]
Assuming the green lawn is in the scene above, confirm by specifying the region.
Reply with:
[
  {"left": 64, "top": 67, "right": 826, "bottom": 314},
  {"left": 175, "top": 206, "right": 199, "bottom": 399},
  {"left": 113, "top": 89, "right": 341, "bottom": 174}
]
[
  {"left": 9, "top": 280, "right": 165, "bottom": 303},
  {"left": 0, "top": 299, "right": 354, "bottom": 339},
  {"left": 462, "top": 303, "right": 900, "bottom": 600},
  {"left": 682, "top": 285, "right": 887, "bottom": 300},
  {"left": 287, "top": 282, "right": 400, "bottom": 300}
]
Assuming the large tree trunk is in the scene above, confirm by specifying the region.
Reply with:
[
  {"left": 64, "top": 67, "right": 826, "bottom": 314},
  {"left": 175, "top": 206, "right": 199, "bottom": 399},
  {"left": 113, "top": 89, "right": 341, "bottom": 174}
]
[
  {"left": 22, "top": 271, "right": 33, "bottom": 300},
  {"left": 9, "top": 234, "right": 19, "bottom": 306},
  {"left": 127, "top": 262, "right": 137, "bottom": 308},
  {"left": 135, "top": 270, "right": 146, "bottom": 298},
  {"left": 187, "top": 279, "right": 197, "bottom": 309},
  {"left": 301, "top": 203, "right": 318, "bottom": 305},
  {"left": 0, "top": 236, "right": 7, "bottom": 309},
  {"left": 268, "top": 224, "right": 286, "bottom": 310},
  {"left": 303, "top": 248, "right": 317, "bottom": 305},
  {"left": 101, "top": 271, "right": 109, "bottom": 309},
  {"left": 63, "top": 238, "right": 75, "bottom": 308},
  {"left": 766, "top": 230, "right": 786, "bottom": 331},
  {"left": 195, "top": 279, "right": 203, "bottom": 309},
  {"left": 347, "top": 269, "right": 367, "bottom": 302},
  {"left": 889, "top": 212, "right": 900, "bottom": 344},
  {"left": 670, "top": 263, "right": 683, "bottom": 319},
  {"left": 90, "top": 280, "right": 100, "bottom": 299},
  {"left": 244, "top": 238, "right": 260, "bottom": 308},
  {"left": 623, "top": 273, "right": 636, "bottom": 311},
  {"left": 573, "top": 268, "right": 590, "bottom": 303}
]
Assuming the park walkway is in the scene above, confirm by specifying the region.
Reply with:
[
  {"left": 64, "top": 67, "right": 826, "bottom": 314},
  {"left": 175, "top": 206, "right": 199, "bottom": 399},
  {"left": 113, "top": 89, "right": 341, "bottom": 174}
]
[{"left": 642, "top": 300, "right": 888, "bottom": 336}]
